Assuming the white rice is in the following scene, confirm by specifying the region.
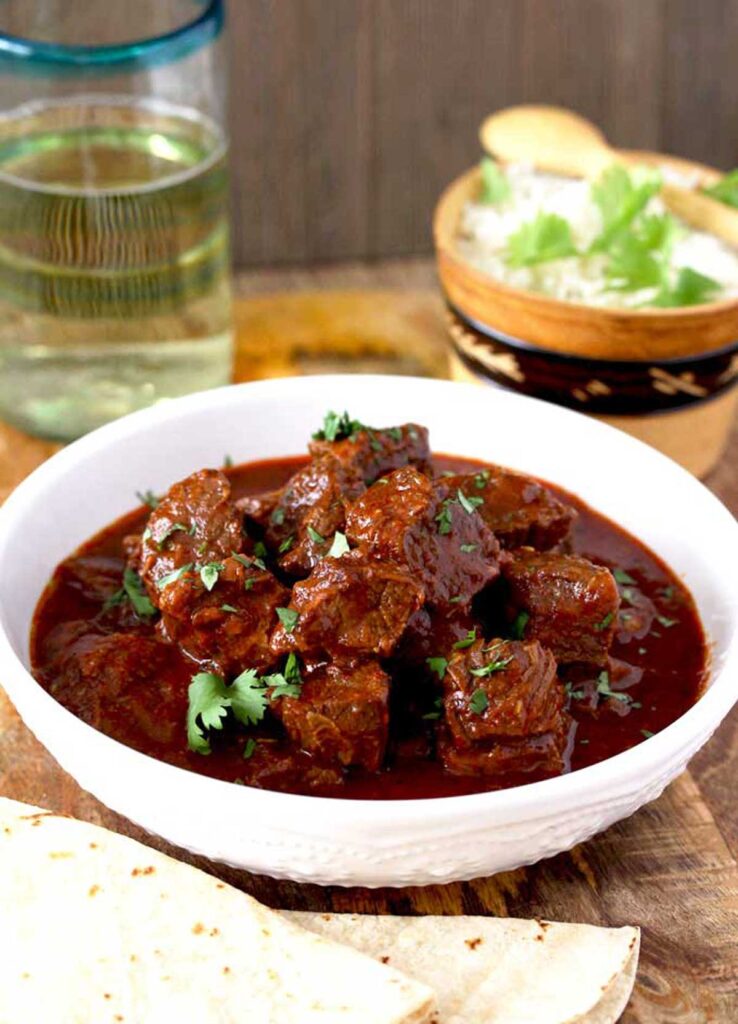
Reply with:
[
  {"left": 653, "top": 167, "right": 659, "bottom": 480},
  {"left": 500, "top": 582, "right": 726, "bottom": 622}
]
[{"left": 456, "top": 164, "right": 738, "bottom": 309}]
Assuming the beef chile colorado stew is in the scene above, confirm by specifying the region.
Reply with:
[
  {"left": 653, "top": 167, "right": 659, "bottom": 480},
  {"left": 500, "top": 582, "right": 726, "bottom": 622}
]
[{"left": 31, "top": 411, "right": 708, "bottom": 799}]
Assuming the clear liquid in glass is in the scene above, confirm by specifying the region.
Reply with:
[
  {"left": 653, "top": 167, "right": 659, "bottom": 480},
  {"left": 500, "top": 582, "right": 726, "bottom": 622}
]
[{"left": 0, "top": 95, "right": 233, "bottom": 440}]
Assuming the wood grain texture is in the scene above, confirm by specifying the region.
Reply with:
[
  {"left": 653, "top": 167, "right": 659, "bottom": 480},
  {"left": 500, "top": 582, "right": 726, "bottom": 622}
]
[
  {"left": 223, "top": 0, "right": 737, "bottom": 265},
  {"left": 1, "top": 261, "right": 737, "bottom": 1021}
]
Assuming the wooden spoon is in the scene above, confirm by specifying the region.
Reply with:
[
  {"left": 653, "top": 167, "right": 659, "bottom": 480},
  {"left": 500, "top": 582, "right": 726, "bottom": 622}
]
[{"left": 480, "top": 105, "right": 738, "bottom": 247}]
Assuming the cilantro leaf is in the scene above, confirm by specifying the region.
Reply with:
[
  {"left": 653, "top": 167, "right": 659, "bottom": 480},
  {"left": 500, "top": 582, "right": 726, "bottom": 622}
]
[
  {"left": 243, "top": 737, "right": 257, "bottom": 759},
  {"left": 460, "top": 543, "right": 478, "bottom": 553},
  {"left": 306, "top": 525, "right": 325, "bottom": 545},
  {"left": 122, "top": 567, "right": 156, "bottom": 619},
  {"left": 271, "top": 506, "right": 286, "bottom": 526},
  {"left": 187, "top": 672, "right": 232, "bottom": 754},
  {"left": 590, "top": 164, "right": 661, "bottom": 252},
  {"left": 594, "top": 611, "right": 615, "bottom": 632},
  {"left": 422, "top": 697, "right": 444, "bottom": 721},
  {"left": 200, "top": 561, "right": 225, "bottom": 591},
  {"left": 606, "top": 234, "right": 663, "bottom": 292},
  {"left": 457, "top": 489, "right": 484, "bottom": 515},
  {"left": 653, "top": 266, "right": 720, "bottom": 307},
  {"left": 156, "top": 562, "right": 193, "bottom": 589},
  {"left": 479, "top": 157, "right": 511, "bottom": 205},
  {"left": 426, "top": 656, "right": 448, "bottom": 681},
  {"left": 229, "top": 668, "right": 270, "bottom": 727},
  {"left": 435, "top": 501, "right": 454, "bottom": 535},
  {"left": 221, "top": 603, "right": 239, "bottom": 613},
  {"left": 469, "top": 689, "right": 489, "bottom": 715},
  {"left": 135, "top": 489, "right": 159, "bottom": 509},
  {"left": 278, "top": 535, "right": 294, "bottom": 554},
  {"left": 453, "top": 628, "right": 477, "bottom": 651},
  {"left": 470, "top": 655, "right": 513, "bottom": 677},
  {"left": 506, "top": 213, "right": 577, "bottom": 267},
  {"left": 313, "top": 410, "right": 366, "bottom": 442},
  {"left": 511, "top": 610, "right": 529, "bottom": 639},
  {"left": 613, "top": 569, "right": 636, "bottom": 585},
  {"left": 328, "top": 531, "right": 351, "bottom": 558},
  {"left": 702, "top": 169, "right": 738, "bottom": 209},
  {"left": 276, "top": 607, "right": 300, "bottom": 634}
]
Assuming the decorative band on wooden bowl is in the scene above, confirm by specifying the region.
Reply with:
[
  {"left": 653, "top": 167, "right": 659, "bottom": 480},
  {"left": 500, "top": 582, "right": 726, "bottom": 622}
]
[{"left": 447, "top": 302, "right": 738, "bottom": 416}]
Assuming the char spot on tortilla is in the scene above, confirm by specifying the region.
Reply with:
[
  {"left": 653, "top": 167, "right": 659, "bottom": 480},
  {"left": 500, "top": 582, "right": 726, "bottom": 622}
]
[
  {"left": 465, "top": 937, "right": 483, "bottom": 950},
  {"left": 88, "top": 885, "right": 100, "bottom": 897},
  {"left": 216, "top": 883, "right": 225, "bottom": 889},
  {"left": 210, "top": 927, "right": 220, "bottom": 937},
  {"left": 104, "top": 993, "right": 111, "bottom": 1000},
  {"left": 381, "top": 956, "right": 390, "bottom": 964},
  {"left": 534, "top": 934, "right": 543, "bottom": 942},
  {"left": 3, "top": 826, "right": 10, "bottom": 834},
  {"left": 89, "top": 842, "right": 98, "bottom": 849},
  {"left": 223, "top": 966, "right": 231, "bottom": 975},
  {"left": 192, "top": 922, "right": 205, "bottom": 935},
  {"left": 131, "top": 866, "right": 155, "bottom": 877}
]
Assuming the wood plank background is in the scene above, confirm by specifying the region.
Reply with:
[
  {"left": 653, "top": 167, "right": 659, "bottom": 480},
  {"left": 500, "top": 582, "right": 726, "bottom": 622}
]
[{"left": 226, "top": 0, "right": 738, "bottom": 266}]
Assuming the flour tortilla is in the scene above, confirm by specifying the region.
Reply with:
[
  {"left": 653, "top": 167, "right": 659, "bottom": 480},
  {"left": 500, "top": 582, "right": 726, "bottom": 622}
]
[
  {"left": 0, "top": 798, "right": 434, "bottom": 1024},
  {"left": 286, "top": 912, "right": 639, "bottom": 1024}
]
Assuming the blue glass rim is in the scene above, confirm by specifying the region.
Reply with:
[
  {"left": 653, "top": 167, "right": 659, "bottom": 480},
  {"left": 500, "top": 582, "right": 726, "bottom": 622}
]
[{"left": 0, "top": 0, "right": 223, "bottom": 72}]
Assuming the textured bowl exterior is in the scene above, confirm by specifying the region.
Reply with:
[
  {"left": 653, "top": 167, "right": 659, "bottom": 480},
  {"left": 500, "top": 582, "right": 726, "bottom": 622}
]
[{"left": 0, "top": 376, "right": 736, "bottom": 887}]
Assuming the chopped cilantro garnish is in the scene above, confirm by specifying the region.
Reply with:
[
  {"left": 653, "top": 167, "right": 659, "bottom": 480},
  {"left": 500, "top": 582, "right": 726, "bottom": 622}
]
[
  {"left": 565, "top": 681, "right": 586, "bottom": 700},
  {"left": 460, "top": 543, "right": 478, "bottom": 553},
  {"left": 470, "top": 654, "right": 513, "bottom": 677},
  {"left": 153, "top": 521, "right": 191, "bottom": 550},
  {"left": 638, "top": 646, "right": 647, "bottom": 655},
  {"left": 221, "top": 604, "right": 239, "bottom": 614},
  {"left": 659, "top": 585, "right": 675, "bottom": 601},
  {"left": 278, "top": 535, "right": 294, "bottom": 554},
  {"left": 457, "top": 489, "right": 483, "bottom": 515},
  {"left": 135, "top": 489, "right": 159, "bottom": 509},
  {"left": 453, "top": 628, "right": 477, "bottom": 650},
  {"left": 469, "top": 689, "right": 489, "bottom": 715},
  {"left": 223, "top": 454, "right": 234, "bottom": 468},
  {"left": 264, "top": 653, "right": 303, "bottom": 699},
  {"left": 328, "top": 531, "right": 351, "bottom": 558},
  {"left": 422, "top": 697, "right": 444, "bottom": 721},
  {"left": 156, "top": 563, "right": 193, "bottom": 589},
  {"left": 435, "top": 501, "right": 454, "bottom": 535},
  {"left": 271, "top": 506, "right": 286, "bottom": 526},
  {"left": 253, "top": 541, "right": 268, "bottom": 559},
  {"left": 243, "top": 737, "right": 257, "bottom": 759},
  {"left": 640, "top": 729, "right": 654, "bottom": 739},
  {"left": 102, "top": 586, "right": 126, "bottom": 612},
  {"left": 313, "top": 410, "right": 366, "bottom": 442},
  {"left": 594, "top": 611, "right": 615, "bottom": 632},
  {"left": 613, "top": 569, "right": 636, "bottom": 585},
  {"left": 426, "top": 656, "right": 448, "bottom": 681},
  {"left": 479, "top": 156, "right": 511, "bottom": 205},
  {"left": 199, "top": 562, "right": 225, "bottom": 592},
  {"left": 511, "top": 610, "right": 529, "bottom": 639},
  {"left": 596, "top": 670, "right": 632, "bottom": 705},
  {"left": 448, "top": 595, "right": 465, "bottom": 604},
  {"left": 120, "top": 568, "right": 156, "bottom": 618},
  {"left": 306, "top": 525, "right": 325, "bottom": 544},
  {"left": 229, "top": 668, "right": 271, "bottom": 727},
  {"left": 386, "top": 427, "right": 403, "bottom": 442},
  {"left": 620, "top": 587, "right": 636, "bottom": 606},
  {"left": 473, "top": 470, "right": 490, "bottom": 489},
  {"left": 276, "top": 607, "right": 300, "bottom": 634},
  {"left": 657, "top": 614, "right": 677, "bottom": 629},
  {"left": 506, "top": 212, "right": 577, "bottom": 267}
]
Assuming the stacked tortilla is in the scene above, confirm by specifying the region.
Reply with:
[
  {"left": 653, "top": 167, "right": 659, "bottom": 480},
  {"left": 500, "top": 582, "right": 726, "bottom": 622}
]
[{"left": 0, "top": 797, "right": 638, "bottom": 1023}]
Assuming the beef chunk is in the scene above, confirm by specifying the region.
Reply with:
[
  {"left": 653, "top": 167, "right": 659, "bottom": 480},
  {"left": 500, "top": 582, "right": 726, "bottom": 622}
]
[
  {"left": 273, "top": 661, "right": 389, "bottom": 772},
  {"left": 58, "top": 555, "right": 125, "bottom": 605},
  {"left": 157, "top": 555, "right": 288, "bottom": 675},
  {"left": 345, "top": 466, "right": 500, "bottom": 608},
  {"left": 439, "top": 637, "right": 570, "bottom": 775},
  {"left": 239, "top": 422, "right": 430, "bottom": 578},
  {"left": 238, "top": 458, "right": 364, "bottom": 578},
  {"left": 135, "top": 470, "right": 244, "bottom": 599},
  {"left": 440, "top": 467, "right": 576, "bottom": 550},
  {"left": 309, "top": 421, "right": 431, "bottom": 483},
  {"left": 271, "top": 552, "right": 424, "bottom": 660},
  {"left": 45, "top": 633, "right": 189, "bottom": 747},
  {"left": 394, "top": 605, "right": 477, "bottom": 671},
  {"left": 502, "top": 550, "right": 619, "bottom": 666},
  {"left": 241, "top": 743, "right": 344, "bottom": 794}
]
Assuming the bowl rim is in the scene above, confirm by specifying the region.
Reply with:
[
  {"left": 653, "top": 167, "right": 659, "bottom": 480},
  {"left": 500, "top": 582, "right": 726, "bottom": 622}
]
[
  {"left": 434, "top": 164, "right": 738, "bottom": 324},
  {"left": 0, "top": 374, "right": 737, "bottom": 828}
]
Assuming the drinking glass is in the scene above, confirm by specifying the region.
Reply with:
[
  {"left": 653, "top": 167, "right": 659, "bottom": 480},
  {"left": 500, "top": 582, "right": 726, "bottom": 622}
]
[{"left": 0, "top": 1, "right": 233, "bottom": 440}]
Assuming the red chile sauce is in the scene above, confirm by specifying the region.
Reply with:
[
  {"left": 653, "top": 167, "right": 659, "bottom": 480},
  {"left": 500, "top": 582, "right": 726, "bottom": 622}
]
[{"left": 30, "top": 454, "right": 708, "bottom": 800}]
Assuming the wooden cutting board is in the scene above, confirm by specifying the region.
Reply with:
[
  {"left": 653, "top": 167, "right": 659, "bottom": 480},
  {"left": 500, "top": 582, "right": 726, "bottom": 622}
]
[{"left": 1, "top": 282, "right": 736, "bottom": 1024}]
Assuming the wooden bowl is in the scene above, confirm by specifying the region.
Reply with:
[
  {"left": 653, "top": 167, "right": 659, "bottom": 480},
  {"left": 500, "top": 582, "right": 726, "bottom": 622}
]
[{"left": 434, "top": 156, "right": 738, "bottom": 477}]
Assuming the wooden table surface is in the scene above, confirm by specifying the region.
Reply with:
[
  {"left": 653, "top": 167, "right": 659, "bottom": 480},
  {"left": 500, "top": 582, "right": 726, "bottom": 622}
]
[{"left": 1, "top": 259, "right": 737, "bottom": 1023}]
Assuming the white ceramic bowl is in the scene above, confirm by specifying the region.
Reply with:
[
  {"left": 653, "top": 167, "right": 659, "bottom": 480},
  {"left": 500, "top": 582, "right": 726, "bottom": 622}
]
[{"left": 0, "top": 375, "right": 736, "bottom": 887}]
